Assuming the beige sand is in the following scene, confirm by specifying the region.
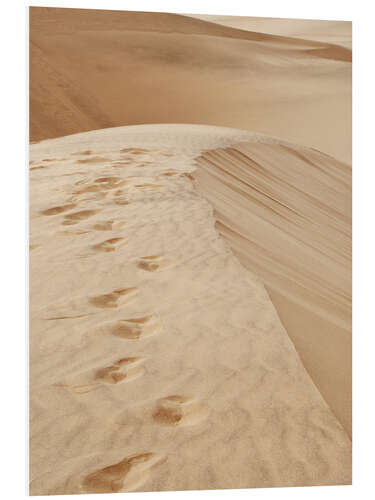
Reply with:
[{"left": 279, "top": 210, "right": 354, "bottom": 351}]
[
  {"left": 189, "top": 15, "right": 352, "bottom": 48},
  {"left": 193, "top": 141, "right": 351, "bottom": 435},
  {"left": 30, "top": 7, "right": 351, "bottom": 163},
  {"left": 29, "top": 124, "right": 351, "bottom": 495}
]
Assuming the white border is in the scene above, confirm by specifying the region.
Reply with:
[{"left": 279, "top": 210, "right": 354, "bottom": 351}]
[{"left": 1, "top": 1, "right": 373, "bottom": 499}]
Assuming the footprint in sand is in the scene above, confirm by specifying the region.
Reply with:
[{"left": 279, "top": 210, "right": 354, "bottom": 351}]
[
  {"left": 92, "top": 237, "right": 124, "bottom": 253},
  {"left": 82, "top": 452, "right": 165, "bottom": 493},
  {"left": 96, "top": 357, "right": 145, "bottom": 384},
  {"left": 120, "top": 148, "right": 149, "bottom": 155},
  {"left": 88, "top": 288, "right": 137, "bottom": 309},
  {"left": 152, "top": 395, "right": 209, "bottom": 427},
  {"left": 76, "top": 156, "right": 110, "bottom": 164},
  {"left": 93, "top": 220, "right": 126, "bottom": 231},
  {"left": 93, "top": 220, "right": 113, "bottom": 231},
  {"left": 137, "top": 255, "right": 171, "bottom": 272},
  {"left": 41, "top": 203, "right": 76, "bottom": 216},
  {"left": 93, "top": 176, "right": 126, "bottom": 188},
  {"left": 75, "top": 177, "right": 126, "bottom": 196},
  {"left": 106, "top": 315, "right": 159, "bottom": 340},
  {"left": 115, "top": 199, "right": 130, "bottom": 206},
  {"left": 71, "top": 150, "right": 93, "bottom": 156},
  {"left": 56, "top": 357, "right": 146, "bottom": 394},
  {"left": 62, "top": 209, "right": 99, "bottom": 226}
]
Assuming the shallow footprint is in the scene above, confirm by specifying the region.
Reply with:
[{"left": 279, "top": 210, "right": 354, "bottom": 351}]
[
  {"left": 54, "top": 357, "right": 145, "bottom": 395},
  {"left": 108, "top": 315, "right": 158, "bottom": 340},
  {"left": 93, "top": 220, "right": 126, "bottom": 231},
  {"left": 62, "top": 209, "right": 99, "bottom": 226},
  {"left": 115, "top": 199, "right": 130, "bottom": 206},
  {"left": 92, "top": 237, "right": 124, "bottom": 253},
  {"left": 93, "top": 220, "right": 113, "bottom": 231},
  {"left": 41, "top": 203, "right": 76, "bottom": 216},
  {"left": 88, "top": 288, "right": 137, "bottom": 309},
  {"left": 77, "top": 156, "right": 109, "bottom": 164},
  {"left": 82, "top": 452, "right": 165, "bottom": 493},
  {"left": 96, "top": 357, "right": 145, "bottom": 384},
  {"left": 152, "top": 395, "right": 209, "bottom": 427},
  {"left": 93, "top": 176, "right": 126, "bottom": 189},
  {"left": 137, "top": 255, "right": 170, "bottom": 272},
  {"left": 120, "top": 148, "right": 149, "bottom": 155}
]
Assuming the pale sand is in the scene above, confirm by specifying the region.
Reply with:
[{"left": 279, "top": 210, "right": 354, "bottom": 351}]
[
  {"left": 30, "top": 8, "right": 351, "bottom": 163},
  {"left": 189, "top": 15, "right": 352, "bottom": 48},
  {"left": 29, "top": 124, "right": 351, "bottom": 495},
  {"left": 193, "top": 142, "right": 351, "bottom": 435}
]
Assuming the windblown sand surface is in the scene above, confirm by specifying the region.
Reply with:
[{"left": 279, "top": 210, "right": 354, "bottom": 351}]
[
  {"left": 29, "top": 124, "right": 351, "bottom": 495},
  {"left": 190, "top": 15, "right": 352, "bottom": 48},
  {"left": 193, "top": 142, "right": 351, "bottom": 435},
  {"left": 30, "top": 7, "right": 351, "bottom": 163}
]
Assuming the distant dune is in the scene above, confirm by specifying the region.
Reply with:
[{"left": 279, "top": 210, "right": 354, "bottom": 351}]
[
  {"left": 189, "top": 15, "right": 352, "bottom": 48},
  {"left": 29, "top": 125, "right": 351, "bottom": 495},
  {"left": 30, "top": 7, "right": 351, "bottom": 162}
]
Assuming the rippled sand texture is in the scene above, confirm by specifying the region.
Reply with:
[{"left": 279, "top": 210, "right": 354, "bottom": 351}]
[
  {"left": 29, "top": 8, "right": 351, "bottom": 163},
  {"left": 29, "top": 125, "right": 351, "bottom": 495},
  {"left": 193, "top": 142, "right": 352, "bottom": 435}
]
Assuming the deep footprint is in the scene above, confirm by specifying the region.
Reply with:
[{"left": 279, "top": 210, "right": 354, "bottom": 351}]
[
  {"left": 88, "top": 288, "right": 137, "bottom": 308},
  {"left": 82, "top": 453, "right": 164, "bottom": 493},
  {"left": 93, "top": 220, "right": 126, "bottom": 231},
  {"left": 62, "top": 209, "right": 99, "bottom": 225},
  {"left": 96, "top": 357, "right": 145, "bottom": 384},
  {"left": 92, "top": 238, "right": 124, "bottom": 252},
  {"left": 108, "top": 316, "right": 157, "bottom": 340},
  {"left": 41, "top": 203, "right": 76, "bottom": 216},
  {"left": 152, "top": 395, "right": 208, "bottom": 427},
  {"left": 93, "top": 220, "right": 113, "bottom": 231},
  {"left": 137, "top": 256, "right": 169, "bottom": 272}
]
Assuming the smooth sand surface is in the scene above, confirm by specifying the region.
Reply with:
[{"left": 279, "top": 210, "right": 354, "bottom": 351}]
[
  {"left": 189, "top": 15, "right": 352, "bottom": 48},
  {"left": 30, "top": 7, "right": 351, "bottom": 163},
  {"left": 29, "top": 124, "right": 351, "bottom": 495},
  {"left": 193, "top": 141, "right": 351, "bottom": 435}
]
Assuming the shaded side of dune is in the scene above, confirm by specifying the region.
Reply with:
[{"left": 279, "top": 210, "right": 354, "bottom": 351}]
[
  {"left": 29, "top": 7, "right": 351, "bottom": 162},
  {"left": 192, "top": 141, "right": 352, "bottom": 436}
]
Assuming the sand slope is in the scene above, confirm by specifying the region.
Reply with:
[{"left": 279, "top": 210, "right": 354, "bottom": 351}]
[
  {"left": 190, "top": 15, "right": 352, "bottom": 49},
  {"left": 193, "top": 142, "right": 351, "bottom": 435},
  {"left": 29, "top": 7, "right": 351, "bottom": 162},
  {"left": 29, "top": 124, "right": 351, "bottom": 495}
]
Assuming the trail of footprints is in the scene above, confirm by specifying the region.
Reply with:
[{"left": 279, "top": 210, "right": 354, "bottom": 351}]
[
  {"left": 36, "top": 150, "right": 206, "bottom": 492},
  {"left": 39, "top": 170, "right": 168, "bottom": 252}
]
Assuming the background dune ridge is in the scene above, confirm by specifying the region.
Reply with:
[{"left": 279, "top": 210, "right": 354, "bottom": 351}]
[{"left": 30, "top": 7, "right": 351, "bottom": 163}]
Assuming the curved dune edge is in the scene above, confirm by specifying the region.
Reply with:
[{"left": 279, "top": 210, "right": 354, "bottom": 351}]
[
  {"left": 192, "top": 140, "right": 351, "bottom": 436},
  {"left": 30, "top": 8, "right": 351, "bottom": 163},
  {"left": 29, "top": 125, "right": 351, "bottom": 494},
  {"left": 187, "top": 14, "right": 352, "bottom": 49}
]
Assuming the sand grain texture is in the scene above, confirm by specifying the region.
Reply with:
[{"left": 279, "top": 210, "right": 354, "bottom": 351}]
[{"left": 29, "top": 125, "right": 351, "bottom": 495}]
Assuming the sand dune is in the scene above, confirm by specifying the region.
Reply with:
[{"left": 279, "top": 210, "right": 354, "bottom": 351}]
[
  {"left": 190, "top": 15, "right": 352, "bottom": 49},
  {"left": 30, "top": 7, "right": 351, "bottom": 162},
  {"left": 29, "top": 124, "right": 351, "bottom": 495},
  {"left": 193, "top": 141, "right": 351, "bottom": 435}
]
